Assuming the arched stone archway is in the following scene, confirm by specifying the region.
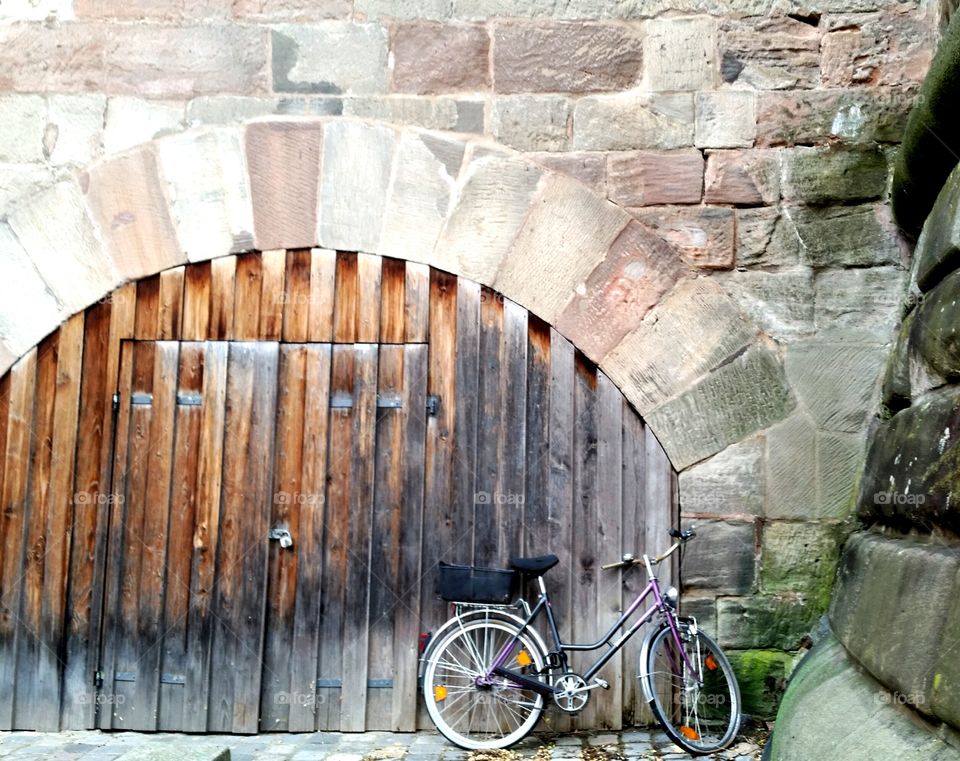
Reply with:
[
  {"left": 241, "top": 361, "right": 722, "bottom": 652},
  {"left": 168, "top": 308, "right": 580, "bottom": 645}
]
[{"left": 0, "top": 116, "right": 794, "bottom": 471}]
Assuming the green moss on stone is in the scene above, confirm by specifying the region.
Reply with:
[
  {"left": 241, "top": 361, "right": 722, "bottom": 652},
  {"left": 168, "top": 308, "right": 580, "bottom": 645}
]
[{"left": 728, "top": 649, "right": 796, "bottom": 720}]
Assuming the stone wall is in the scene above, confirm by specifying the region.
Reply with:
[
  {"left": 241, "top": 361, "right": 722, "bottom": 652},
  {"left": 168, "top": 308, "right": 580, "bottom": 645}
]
[{"left": 0, "top": 0, "right": 944, "bottom": 722}]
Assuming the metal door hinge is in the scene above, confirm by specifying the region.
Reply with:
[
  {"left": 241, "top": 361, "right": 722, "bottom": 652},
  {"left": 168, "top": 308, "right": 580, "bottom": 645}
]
[
  {"left": 426, "top": 395, "right": 441, "bottom": 417},
  {"left": 93, "top": 670, "right": 104, "bottom": 688}
]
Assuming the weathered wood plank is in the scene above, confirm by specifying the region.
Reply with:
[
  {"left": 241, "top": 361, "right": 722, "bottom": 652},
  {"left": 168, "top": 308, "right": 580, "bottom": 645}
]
[
  {"left": 498, "top": 299, "right": 527, "bottom": 562},
  {"left": 333, "top": 253, "right": 359, "bottom": 344},
  {"left": 645, "top": 427, "right": 675, "bottom": 591},
  {"left": 259, "top": 249, "right": 286, "bottom": 341},
  {"left": 0, "top": 350, "right": 37, "bottom": 729},
  {"left": 209, "top": 256, "right": 237, "bottom": 340},
  {"left": 134, "top": 275, "right": 161, "bottom": 340},
  {"left": 391, "top": 343, "right": 427, "bottom": 732},
  {"left": 181, "top": 261, "right": 212, "bottom": 341},
  {"left": 281, "top": 250, "right": 312, "bottom": 343},
  {"left": 356, "top": 253, "right": 382, "bottom": 343},
  {"left": 233, "top": 253, "right": 263, "bottom": 341},
  {"left": 404, "top": 262, "right": 430, "bottom": 344},
  {"left": 288, "top": 344, "right": 331, "bottom": 732},
  {"left": 307, "top": 249, "right": 337, "bottom": 343},
  {"left": 523, "top": 316, "right": 551, "bottom": 557},
  {"left": 158, "top": 267, "right": 185, "bottom": 340},
  {"left": 474, "top": 288, "right": 503, "bottom": 568},
  {"left": 379, "top": 257, "right": 406, "bottom": 344},
  {"left": 209, "top": 342, "right": 278, "bottom": 733},
  {"left": 451, "top": 279, "right": 479, "bottom": 568}
]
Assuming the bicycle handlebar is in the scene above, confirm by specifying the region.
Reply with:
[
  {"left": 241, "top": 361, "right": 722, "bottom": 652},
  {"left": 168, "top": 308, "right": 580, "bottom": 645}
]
[{"left": 602, "top": 525, "right": 696, "bottom": 570}]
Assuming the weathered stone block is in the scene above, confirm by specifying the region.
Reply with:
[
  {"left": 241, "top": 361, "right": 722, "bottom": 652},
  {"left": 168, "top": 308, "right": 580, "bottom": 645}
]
[
  {"left": 606, "top": 149, "right": 704, "bottom": 207},
  {"left": 932, "top": 570, "right": 960, "bottom": 728},
  {"left": 8, "top": 180, "right": 118, "bottom": 314},
  {"left": 0, "top": 94, "right": 45, "bottom": 163},
  {"left": 756, "top": 90, "right": 912, "bottom": 147},
  {"left": 104, "top": 97, "right": 184, "bottom": 155},
  {"left": 245, "top": 120, "right": 322, "bottom": 250},
  {"left": 272, "top": 23, "right": 388, "bottom": 94},
  {"left": 790, "top": 203, "right": 902, "bottom": 268},
  {"left": 74, "top": 0, "right": 220, "bottom": 18},
  {"left": 188, "top": 95, "right": 282, "bottom": 125},
  {"left": 704, "top": 149, "right": 780, "bottom": 206},
  {"left": 880, "top": 310, "right": 914, "bottom": 413},
  {"left": 761, "top": 522, "right": 839, "bottom": 605},
  {"left": 493, "top": 21, "right": 642, "bottom": 94},
  {"left": 695, "top": 91, "right": 757, "bottom": 149},
  {"left": 453, "top": 99, "right": 485, "bottom": 134},
  {"left": 728, "top": 649, "right": 795, "bottom": 720},
  {"left": 910, "top": 162, "right": 960, "bottom": 293},
  {"left": 647, "top": 344, "right": 795, "bottom": 469},
  {"left": 679, "top": 436, "right": 764, "bottom": 517},
  {"left": 911, "top": 269, "right": 960, "bottom": 382},
  {"left": 0, "top": 341, "right": 16, "bottom": 377},
  {"left": 494, "top": 174, "right": 629, "bottom": 323},
  {"left": 491, "top": 96, "right": 570, "bottom": 152},
  {"left": 319, "top": 121, "right": 397, "bottom": 254},
  {"left": 555, "top": 220, "right": 685, "bottom": 363},
  {"left": 719, "top": 15, "right": 819, "bottom": 90},
  {"left": 436, "top": 148, "right": 543, "bottom": 285},
  {"left": 572, "top": 93, "right": 694, "bottom": 151},
  {"left": 644, "top": 16, "right": 715, "bottom": 91},
  {"left": 603, "top": 278, "right": 757, "bottom": 415},
  {"left": 681, "top": 520, "right": 757, "bottom": 595},
  {"left": 0, "top": 163, "right": 54, "bottom": 215},
  {"left": 0, "top": 0, "right": 72, "bottom": 20},
  {"left": 717, "top": 595, "right": 820, "bottom": 650},
  {"left": 629, "top": 206, "right": 734, "bottom": 270},
  {"left": 816, "top": 431, "right": 864, "bottom": 519},
  {"left": 156, "top": 127, "right": 255, "bottom": 262},
  {"left": 814, "top": 267, "right": 905, "bottom": 343},
  {"left": 781, "top": 146, "right": 889, "bottom": 203},
  {"left": 735, "top": 208, "right": 801, "bottom": 268},
  {"left": 0, "top": 222, "right": 65, "bottom": 355},
  {"left": 342, "top": 96, "right": 459, "bottom": 130},
  {"left": 765, "top": 412, "right": 817, "bottom": 520},
  {"left": 231, "top": 0, "right": 350, "bottom": 20},
  {"left": 784, "top": 341, "right": 886, "bottom": 433},
  {"left": 857, "top": 386, "right": 960, "bottom": 532},
  {"left": 716, "top": 268, "right": 814, "bottom": 342},
  {"left": 679, "top": 594, "right": 716, "bottom": 634},
  {"left": 392, "top": 22, "right": 489, "bottom": 94},
  {"left": 528, "top": 152, "right": 605, "bottom": 192},
  {"left": 47, "top": 94, "right": 106, "bottom": 166},
  {"left": 377, "top": 131, "right": 465, "bottom": 266}
]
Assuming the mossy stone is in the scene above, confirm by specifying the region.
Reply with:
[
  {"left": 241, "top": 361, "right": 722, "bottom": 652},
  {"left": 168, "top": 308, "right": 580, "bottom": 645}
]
[{"left": 728, "top": 649, "right": 795, "bottom": 720}]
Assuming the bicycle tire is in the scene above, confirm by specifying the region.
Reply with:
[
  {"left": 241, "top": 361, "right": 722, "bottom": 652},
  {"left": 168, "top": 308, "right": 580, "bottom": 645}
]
[
  {"left": 423, "top": 619, "right": 547, "bottom": 750},
  {"left": 642, "top": 623, "right": 741, "bottom": 755}
]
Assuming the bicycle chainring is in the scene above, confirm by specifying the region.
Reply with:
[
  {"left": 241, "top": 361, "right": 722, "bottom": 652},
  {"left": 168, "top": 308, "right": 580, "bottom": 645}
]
[{"left": 553, "top": 673, "right": 589, "bottom": 714}]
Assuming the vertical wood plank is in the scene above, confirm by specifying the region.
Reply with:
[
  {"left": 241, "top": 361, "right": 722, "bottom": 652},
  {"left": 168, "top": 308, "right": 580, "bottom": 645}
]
[
  {"left": 333, "top": 253, "right": 359, "bottom": 343},
  {"left": 259, "top": 249, "right": 287, "bottom": 341},
  {"left": 523, "top": 316, "right": 551, "bottom": 557},
  {"left": 451, "top": 279, "right": 479, "bottom": 569},
  {"left": 233, "top": 253, "right": 263, "bottom": 340},
  {"left": 307, "top": 249, "right": 336, "bottom": 343},
  {"left": 379, "top": 257, "right": 406, "bottom": 344},
  {"left": 498, "top": 299, "right": 527, "bottom": 562},
  {"left": 208, "top": 342, "right": 278, "bottom": 733},
  {"left": 0, "top": 350, "right": 37, "bottom": 729},
  {"left": 134, "top": 276, "right": 161, "bottom": 340},
  {"left": 473, "top": 288, "right": 503, "bottom": 567},
  {"left": 209, "top": 256, "right": 237, "bottom": 340},
  {"left": 281, "top": 250, "right": 312, "bottom": 343},
  {"left": 403, "top": 262, "right": 430, "bottom": 343},
  {"left": 181, "top": 261, "right": 212, "bottom": 341},
  {"left": 356, "top": 253, "right": 382, "bottom": 344},
  {"left": 158, "top": 267, "right": 185, "bottom": 340},
  {"left": 287, "top": 344, "right": 332, "bottom": 732},
  {"left": 645, "top": 427, "right": 675, "bottom": 592}
]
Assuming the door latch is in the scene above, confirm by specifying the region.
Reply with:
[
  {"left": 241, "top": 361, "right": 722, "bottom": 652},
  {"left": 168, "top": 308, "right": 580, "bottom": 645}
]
[{"left": 268, "top": 527, "right": 293, "bottom": 549}]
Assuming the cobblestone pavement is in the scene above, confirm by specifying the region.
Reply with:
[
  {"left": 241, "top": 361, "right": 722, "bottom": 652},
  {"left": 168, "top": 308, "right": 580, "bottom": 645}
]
[{"left": 0, "top": 728, "right": 766, "bottom": 761}]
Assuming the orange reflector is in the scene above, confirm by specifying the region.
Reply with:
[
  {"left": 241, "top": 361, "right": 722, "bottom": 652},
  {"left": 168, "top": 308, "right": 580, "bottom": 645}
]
[
  {"left": 680, "top": 726, "right": 700, "bottom": 740},
  {"left": 434, "top": 685, "right": 447, "bottom": 702},
  {"left": 517, "top": 649, "right": 532, "bottom": 667},
  {"left": 706, "top": 655, "right": 718, "bottom": 671}
]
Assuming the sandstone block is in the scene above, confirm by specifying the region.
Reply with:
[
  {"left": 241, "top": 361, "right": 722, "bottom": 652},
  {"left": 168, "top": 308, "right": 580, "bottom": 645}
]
[
  {"left": 606, "top": 149, "right": 704, "bottom": 207},
  {"left": 342, "top": 96, "right": 459, "bottom": 130},
  {"left": 319, "top": 120, "right": 397, "bottom": 253},
  {"left": 781, "top": 146, "right": 888, "bottom": 203},
  {"left": 791, "top": 203, "right": 902, "bottom": 268},
  {"left": 761, "top": 522, "right": 839, "bottom": 604},
  {"left": 681, "top": 520, "right": 757, "bottom": 595},
  {"left": 717, "top": 268, "right": 814, "bottom": 342},
  {"left": 910, "top": 162, "right": 960, "bottom": 292},
  {"left": 647, "top": 344, "right": 795, "bottom": 469},
  {"left": 603, "top": 277, "right": 757, "bottom": 414},
  {"left": 704, "top": 149, "right": 780, "bottom": 205},
  {"left": 765, "top": 412, "right": 817, "bottom": 520},
  {"left": 494, "top": 21, "right": 643, "bottom": 93},
  {"left": 717, "top": 595, "right": 819, "bottom": 650},
  {"left": 644, "top": 16, "right": 715, "bottom": 91},
  {"left": 736, "top": 208, "right": 801, "bottom": 268},
  {"left": 0, "top": 0, "right": 72, "bottom": 20},
  {"left": 188, "top": 96, "right": 282, "bottom": 125},
  {"left": 156, "top": 128, "right": 255, "bottom": 262},
  {"left": 8, "top": 180, "right": 118, "bottom": 314},
  {"left": 437, "top": 148, "right": 543, "bottom": 284},
  {"left": 527, "top": 152, "right": 605, "bottom": 192},
  {"left": 494, "top": 174, "right": 629, "bottom": 323},
  {"left": 911, "top": 269, "right": 960, "bottom": 381},
  {"left": 491, "top": 96, "right": 570, "bottom": 151},
  {"left": 231, "top": 0, "right": 350, "bottom": 20},
  {"left": 679, "top": 436, "right": 764, "bottom": 517},
  {"left": 814, "top": 267, "right": 904, "bottom": 342},
  {"left": 719, "top": 16, "right": 819, "bottom": 90},
  {"left": 104, "top": 97, "right": 184, "bottom": 155},
  {"left": 245, "top": 120, "right": 322, "bottom": 250},
  {"left": 84, "top": 145, "right": 185, "bottom": 281},
  {"left": 816, "top": 430, "right": 863, "bottom": 519},
  {"left": 0, "top": 95, "right": 45, "bottom": 163},
  {"left": 0, "top": 341, "right": 16, "bottom": 377},
  {"left": 47, "top": 94, "right": 106, "bottom": 166},
  {"left": 272, "top": 23, "right": 388, "bottom": 94},
  {"left": 695, "top": 91, "right": 757, "bottom": 149},
  {"left": 0, "top": 222, "right": 65, "bottom": 355},
  {"left": 727, "top": 649, "right": 795, "bottom": 721},
  {"left": 555, "top": 219, "right": 685, "bottom": 362},
  {"left": 573, "top": 93, "right": 694, "bottom": 151},
  {"left": 392, "top": 23, "right": 489, "bottom": 94},
  {"left": 377, "top": 131, "right": 466, "bottom": 265},
  {"left": 880, "top": 310, "right": 913, "bottom": 412},
  {"left": 629, "top": 206, "right": 734, "bottom": 270}
]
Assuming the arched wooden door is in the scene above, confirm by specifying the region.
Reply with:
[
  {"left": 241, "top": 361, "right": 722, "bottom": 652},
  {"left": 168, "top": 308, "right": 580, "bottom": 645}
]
[{"left": 0, "top": 250, "right": 676, "bottom": 733}]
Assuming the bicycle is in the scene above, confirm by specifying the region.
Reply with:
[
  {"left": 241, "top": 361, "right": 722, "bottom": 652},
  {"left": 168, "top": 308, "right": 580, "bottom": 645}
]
[{"left": 421, "top": 527, "right": 741, "bottom": 754}]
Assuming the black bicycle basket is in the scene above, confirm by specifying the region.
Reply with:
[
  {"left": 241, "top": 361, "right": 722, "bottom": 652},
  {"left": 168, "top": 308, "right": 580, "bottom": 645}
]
[{"left": 438, "top": 562, "right": 517, "bottom": 604}]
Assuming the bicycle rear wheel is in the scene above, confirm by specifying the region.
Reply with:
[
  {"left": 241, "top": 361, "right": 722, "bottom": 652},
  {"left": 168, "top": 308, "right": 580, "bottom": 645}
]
[
  {"left": 422, "top": 620, "right": 546, "bottom": 750},
  {"left": 643, "top": 623, "right": 741, "bottom": 754}
]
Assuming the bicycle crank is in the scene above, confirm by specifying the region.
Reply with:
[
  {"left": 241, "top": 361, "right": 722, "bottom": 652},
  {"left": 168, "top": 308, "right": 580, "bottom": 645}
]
[{"left": 552, "top": 673, "right": 608, "bottom": 714}]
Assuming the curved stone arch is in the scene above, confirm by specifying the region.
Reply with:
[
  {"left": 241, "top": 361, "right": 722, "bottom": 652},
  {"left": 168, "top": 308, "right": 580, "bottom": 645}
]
[{"left": 0, "top": 116, "right": 792, "bottom": 471}]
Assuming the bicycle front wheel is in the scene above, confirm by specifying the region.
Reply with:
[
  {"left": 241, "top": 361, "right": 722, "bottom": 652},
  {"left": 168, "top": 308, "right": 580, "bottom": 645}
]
[
  {"left": 643, "top": 623, "right": 741, "bottom": 755},
  {"left": 423, "top": 620, "right": 546, "bottom": 750}
]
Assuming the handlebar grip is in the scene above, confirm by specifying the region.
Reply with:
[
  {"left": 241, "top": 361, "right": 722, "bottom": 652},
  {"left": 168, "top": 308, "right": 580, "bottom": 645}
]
[{"left": 601, "top": 561, "right": 623, "bottom": 570}]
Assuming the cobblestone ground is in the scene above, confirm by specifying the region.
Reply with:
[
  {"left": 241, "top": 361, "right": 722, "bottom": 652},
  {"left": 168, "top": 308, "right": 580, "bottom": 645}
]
[{"left": 0, "top": 728, "right": 766, "bottom": 761}]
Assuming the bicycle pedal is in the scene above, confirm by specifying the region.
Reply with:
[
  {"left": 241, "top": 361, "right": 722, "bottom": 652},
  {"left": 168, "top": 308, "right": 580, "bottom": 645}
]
[{"left": 594, "top": 678, "right": 609, "bottom": 690}]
